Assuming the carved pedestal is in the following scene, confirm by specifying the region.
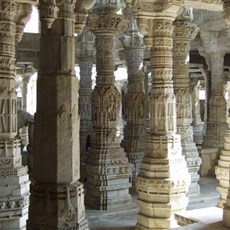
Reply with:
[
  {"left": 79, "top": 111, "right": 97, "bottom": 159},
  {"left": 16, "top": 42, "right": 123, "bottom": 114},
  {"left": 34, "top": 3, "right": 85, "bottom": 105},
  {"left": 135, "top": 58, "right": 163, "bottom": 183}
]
[
  {"left": 27, "top": 1, "right": 89, "bottom": 229},
  {"left": 0, "top": 1, "right": 31, "bottom": 229},
  {"left": 121, "top": 17, "right": 146, "bottom": 191},
  {"left": 173, "top": 12, "right": 201, "bottom": 197},
  {"left": 85, "top": 5, "right": 133, "bottom": 210}
]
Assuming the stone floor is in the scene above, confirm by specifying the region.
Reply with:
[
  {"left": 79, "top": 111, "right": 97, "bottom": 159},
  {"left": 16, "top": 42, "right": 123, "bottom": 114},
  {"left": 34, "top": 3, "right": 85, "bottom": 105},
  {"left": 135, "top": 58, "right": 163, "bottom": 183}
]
[{"left": 86, "top": 176, "right": 228, "bottom": 230}]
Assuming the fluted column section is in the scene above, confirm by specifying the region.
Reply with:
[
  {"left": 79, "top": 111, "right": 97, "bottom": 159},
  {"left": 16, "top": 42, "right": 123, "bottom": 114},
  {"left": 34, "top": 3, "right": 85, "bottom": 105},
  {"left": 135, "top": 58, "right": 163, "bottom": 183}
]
[
  {"left": 85, "top": 4, "right": 133, "bottom": 210},
  {"left": 27, "top": 1, "right": 89, "bottom": 229},
  {"left": 135, "top": 13, "right": 190, "bottom": 229},
  {"left": 173, "top": 11, "right": 201, "bottom": 197},
  {"left": 121, "top": 18, "right": 146, "bottom": 191},
  {"left": 0, "top": 1, "right": 31, "bottom": 229}
]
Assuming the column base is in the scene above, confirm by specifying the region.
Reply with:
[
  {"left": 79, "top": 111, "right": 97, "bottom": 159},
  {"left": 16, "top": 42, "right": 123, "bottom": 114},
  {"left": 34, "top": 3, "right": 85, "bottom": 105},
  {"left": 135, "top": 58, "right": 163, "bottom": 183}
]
[
  {"left": 199, "top": 147, "right": 219, "bottom": 176},
  {"left": 85, "top": 142, "right": 134, "bottom": 210},
  {"left": 0, "top": 165, "right": 30, "bottom": 230},
  {"left": 187, "top": 182, "right": 200, "bottom": 197},
  {"left": 28, "top": 181, "right": 89, "bottom": 229}
]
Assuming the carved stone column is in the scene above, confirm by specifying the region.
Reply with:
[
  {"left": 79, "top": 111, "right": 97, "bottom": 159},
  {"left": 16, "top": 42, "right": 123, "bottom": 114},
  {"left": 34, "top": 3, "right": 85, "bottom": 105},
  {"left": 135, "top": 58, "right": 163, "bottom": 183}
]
[
  {"left": 85, "top": 2, "right": 134, "bottom": 210},
  {"left": 77, "top": 29, "right": 95, "bottom": 182},
  {"left": 0, "top": 1, "right": 30, "bottom": 229},
  {"left": 202, "top": 52, "right": 227, "bottom": 148},
  {"left": 173, "top": 8, "right": 201, "bottom": 197},
  {"left": 27, "top": 1, "right": 89, "bottom": 229},
  {"left": 199, "top": 30, "right": 227, "bottom": 177},
  {"left": 120, "top": 16, "right": 146, "bottom": 191},
  {"left": 131, "top": 1, "right": 191, "bottom": 228}
]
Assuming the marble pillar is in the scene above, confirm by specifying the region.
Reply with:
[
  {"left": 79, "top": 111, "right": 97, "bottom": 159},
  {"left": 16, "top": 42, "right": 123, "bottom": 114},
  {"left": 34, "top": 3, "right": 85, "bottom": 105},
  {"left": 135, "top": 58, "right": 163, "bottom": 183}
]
[
  {"left": 0, "top": 1, "right": 31, "bottom": 229},
  {"left": 121, "top": 17, "right": 146, "bottom": 191},
  {"left": 202, "top": 53, "right": 227, "bottom": 149},
  {"left": 77, "top": 29, "right": 95, "bottom": 183},
  {"left": 27, "top": 1, "right": 89, "bottom": 229},
  {"left": 85, "top": 2, "right": 134, "bottom": 210},
  {"left": 173, "top": 9, "right": 201, "bottom": 197},
  {"left": 133, "top": 4, "right": 190, "bottom": 228}
]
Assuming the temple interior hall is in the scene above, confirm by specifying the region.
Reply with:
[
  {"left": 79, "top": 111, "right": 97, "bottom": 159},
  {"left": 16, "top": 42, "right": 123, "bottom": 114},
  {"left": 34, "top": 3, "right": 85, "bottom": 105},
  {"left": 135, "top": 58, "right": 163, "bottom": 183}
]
[{"left": 2, "top": 0, "right": 230, "bottom": 229}]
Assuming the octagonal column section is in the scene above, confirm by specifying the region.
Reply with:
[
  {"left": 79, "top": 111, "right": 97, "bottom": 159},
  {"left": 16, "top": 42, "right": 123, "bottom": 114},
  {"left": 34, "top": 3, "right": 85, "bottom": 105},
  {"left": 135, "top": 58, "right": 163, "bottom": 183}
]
[
  {"left": 0, "top": 1, "right": 31, "bottom": 229},
  {"left": 173, "top": 8, "right": 201, "bottom": 197},
  {"left": 77, "top": 29, "right": 95, "bottom": 183},
  {"left": 27, "top": 1, "right": 89, "bottom": 229},
  {"left": 120, "top": 16, "right": 146, "bottom": 192},
  {"left": 85, "top": 2, "right": 133, "bottom": 210},
  {"left": 130, "top": 1, "right": 191, "bottom": 228}
]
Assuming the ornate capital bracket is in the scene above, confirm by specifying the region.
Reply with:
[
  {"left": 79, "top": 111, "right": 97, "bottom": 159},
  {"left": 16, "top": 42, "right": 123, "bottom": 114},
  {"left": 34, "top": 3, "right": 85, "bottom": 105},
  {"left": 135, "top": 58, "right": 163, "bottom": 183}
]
[
  {"left": 74, "top": 0, "right": 96, "bottom": 34},
  {"left": 39, "top": 0, "right": 59, "bottom": 29},
  {"left": 15, "top": 3, "right": 33, "bottom": 42},
  {"left": 87, "top": 12, "right": 128, "bottom": 35}
]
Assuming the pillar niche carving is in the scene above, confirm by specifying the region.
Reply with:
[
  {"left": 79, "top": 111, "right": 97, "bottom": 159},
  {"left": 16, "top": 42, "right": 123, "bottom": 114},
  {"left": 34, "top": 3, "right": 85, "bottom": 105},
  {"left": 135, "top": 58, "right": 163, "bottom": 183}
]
[
  {"left": 77, "top": 29, "right": 95, "bottom": 182},
  {"left": 173, "top": 8, "right": 202, "bottom": 197},
  {"left": 0, "top": 1, "right": 30, "bottom": 229},
  {"left": 85, "top": 3, "right": 134, "bottom": 210},
  {"left": 27, "top": 1, "right": 89, "bottom": 229},
  {"left": 15, "top": 3, "right": 33, "bottom": 43},
  {"left": 131, "top": 2, "right": 190, "bottom": 227},
  {"left": 120, "top": 16, "right": 146, "bottom": 191}
]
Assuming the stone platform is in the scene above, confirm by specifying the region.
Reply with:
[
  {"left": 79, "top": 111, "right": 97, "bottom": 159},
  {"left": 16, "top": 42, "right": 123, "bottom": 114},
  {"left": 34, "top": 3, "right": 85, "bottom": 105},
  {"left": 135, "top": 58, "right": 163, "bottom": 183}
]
[{"left": 87, "top": 176, "right": 222, "bottom": 230}]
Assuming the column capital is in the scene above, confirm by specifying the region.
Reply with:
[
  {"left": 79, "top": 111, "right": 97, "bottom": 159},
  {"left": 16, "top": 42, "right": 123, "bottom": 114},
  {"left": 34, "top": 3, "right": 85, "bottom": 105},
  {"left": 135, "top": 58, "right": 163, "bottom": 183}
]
[
  {"left": 74, "top": 0, "right": 96, "bottom": 34},
  {"left": 87, "top": 12, "right": 128, "bottom": 36},
  {"left": 200, "top": 29, "right": 228, "bottom": 54}
]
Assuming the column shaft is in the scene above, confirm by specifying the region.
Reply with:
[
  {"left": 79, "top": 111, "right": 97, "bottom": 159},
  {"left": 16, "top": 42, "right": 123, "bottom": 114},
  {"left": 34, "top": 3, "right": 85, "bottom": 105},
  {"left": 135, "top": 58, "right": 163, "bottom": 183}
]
[
  {"left": 79, "top": 57, "right": 93, "bottom": 182},
  {"left": 27, "top": 1, "right": 88, "bottom": 229},
  {"left": 203, "top": 53, "right": 227, "bottom": 148}
]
